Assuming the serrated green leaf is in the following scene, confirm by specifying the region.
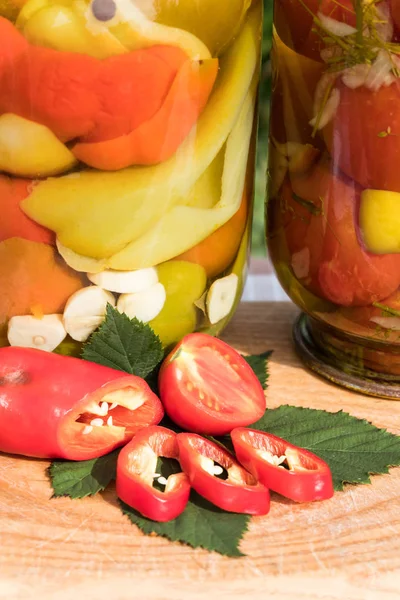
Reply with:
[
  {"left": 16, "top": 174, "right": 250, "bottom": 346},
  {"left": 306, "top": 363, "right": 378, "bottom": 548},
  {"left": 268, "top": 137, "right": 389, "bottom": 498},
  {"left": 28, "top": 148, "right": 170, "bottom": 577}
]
[
  {"left": 48, "top": 449, "right": 119, "bottom": 498},
  {"left": 144, "top": 361, "right": 162, "bottom": 394},
  {"left": 253, "top": 405, "right": 400, "bottom": 491},
  {"left": 82, "top": 304, "right": 164, "bottom": 378},
  {"left": 155, "top": 456, "right": 182, "bottom": 478},
  {"left": 153, "top": 456, "right": 182, "bottom": 492},
  {"left": 242, "top": 351, "right": 272, "bottom": 390},
  {"left": 120, "top": 491, "right": 249, "bottom": 557}
]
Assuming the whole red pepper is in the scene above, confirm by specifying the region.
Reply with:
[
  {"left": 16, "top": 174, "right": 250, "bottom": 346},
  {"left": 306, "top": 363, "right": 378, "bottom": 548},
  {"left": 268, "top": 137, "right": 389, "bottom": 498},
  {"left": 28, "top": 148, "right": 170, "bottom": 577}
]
[
  {"left": 231, "top": 428, "right": 334, "bottom": 503},
  {"left": 176, "top": 433, "right": 270, "bottom": 515},
  {"left": 0, "top": 347, "right": 164, "bottom": 460},
  {"left": 116, "top": 426, "right": 190, "bottom": 522}
]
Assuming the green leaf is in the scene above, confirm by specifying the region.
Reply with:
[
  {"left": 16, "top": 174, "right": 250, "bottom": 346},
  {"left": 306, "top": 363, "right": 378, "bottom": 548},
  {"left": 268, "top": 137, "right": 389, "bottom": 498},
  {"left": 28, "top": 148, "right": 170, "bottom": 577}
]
[
  {"left": 82, "top": 304, "right": 164, "bottom": 378},
  {"left": 160, "top": 415, "right": 184, "bottom": 433},
  {"left": 153, "top": 456, "right": 182, "bottom": 492},
  {"left": 48, "top": 449, "right": 119, "bottom": 498},
  {"left": 120, "top": 491, "right": 249, "bottom": 557},
  {"left": 242, "top": 350, "right": 272, "bottom": 390},
  {"left": 253, "top": 405, "right": 400, "bottom": 491},
  {"left": 54, "top": 337, "right": 82, "bottom": 357},
  {"left": 144, "top": 361, "right": 162, "bottom": 394},
  {"left": 156, "top": 456, "right": 182, "bottom": 478}
]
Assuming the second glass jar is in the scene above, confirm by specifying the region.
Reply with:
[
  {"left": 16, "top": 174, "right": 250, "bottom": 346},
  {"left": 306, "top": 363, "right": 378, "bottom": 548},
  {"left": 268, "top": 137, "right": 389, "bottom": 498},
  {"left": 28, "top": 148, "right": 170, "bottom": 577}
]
[{"left": 267, "top": 0, "right": 400, "bottom": 396}]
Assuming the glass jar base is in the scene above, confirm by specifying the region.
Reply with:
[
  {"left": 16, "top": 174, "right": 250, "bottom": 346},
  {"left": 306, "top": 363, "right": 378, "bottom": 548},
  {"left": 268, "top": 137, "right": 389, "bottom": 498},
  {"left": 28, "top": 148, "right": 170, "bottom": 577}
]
[{"left": 293, "top": 313, "right": 400, "bottom": 400}]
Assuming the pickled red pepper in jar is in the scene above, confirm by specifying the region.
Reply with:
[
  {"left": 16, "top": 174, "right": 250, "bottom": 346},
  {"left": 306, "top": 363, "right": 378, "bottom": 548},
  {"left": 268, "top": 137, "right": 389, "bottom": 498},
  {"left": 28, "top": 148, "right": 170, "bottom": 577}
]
[
  {"left": 0, "top": 0, "right": 262, "bottom": 353},
  {"left": 267, "top": 0, "right": 400, "bottom": 389}
]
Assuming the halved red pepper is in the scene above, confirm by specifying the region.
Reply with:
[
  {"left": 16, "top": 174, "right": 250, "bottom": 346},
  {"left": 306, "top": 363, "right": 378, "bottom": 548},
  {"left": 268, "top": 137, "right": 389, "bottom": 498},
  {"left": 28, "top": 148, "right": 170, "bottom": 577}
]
[
  {"left": 116, "top": 426, "right": 190, "bottom": 522},
  {"left": 0, "top": 347, "right": 164, "bottom": 460},
  {"left": 176, "top": 433, "right": 270, "bottom": 515},
  {"left": 231, "top": 428, "right": 334, "bottom": 503}
]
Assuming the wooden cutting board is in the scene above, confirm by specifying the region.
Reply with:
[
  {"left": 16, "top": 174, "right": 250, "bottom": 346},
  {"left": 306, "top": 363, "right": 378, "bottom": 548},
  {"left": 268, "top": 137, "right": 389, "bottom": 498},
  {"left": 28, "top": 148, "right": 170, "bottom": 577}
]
[{"left": 1, "top": 302, "right": 400, "bottom": 600}]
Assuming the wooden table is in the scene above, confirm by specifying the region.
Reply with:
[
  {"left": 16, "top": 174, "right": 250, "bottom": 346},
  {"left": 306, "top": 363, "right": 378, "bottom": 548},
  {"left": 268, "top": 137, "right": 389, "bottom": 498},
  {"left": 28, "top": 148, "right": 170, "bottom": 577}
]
[{"left": 1, "top": 302, "right": 400, "bottom": 600}]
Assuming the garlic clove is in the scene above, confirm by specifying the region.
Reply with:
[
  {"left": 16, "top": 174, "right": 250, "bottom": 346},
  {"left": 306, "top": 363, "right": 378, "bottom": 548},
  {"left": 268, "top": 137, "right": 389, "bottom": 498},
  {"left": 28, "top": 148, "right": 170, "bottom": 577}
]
[
  {"left": 63, "top": 286, "right": 116, "bottom": 341},
  {"left": 291, "top": 247, "right": 310, "bottom": 280},
  {"left": 341, "top": 64, "right": 370, "bottom": 89},
  {"left": 117, "top": 282, "right": 166, "bottom": 323},
  {"left": 87, "top": 268, "right": 158, "bottom": 294},
  {"left": 206, "top": 273, "right": 239, "bottom": 325},
  {"left": 317, "top": 11, "right": 357, "bottom": 36},
  {"left": 7, "top": 314, "right": 67, "bottom": 352},
  {"left": 63, "top": 286, "right": 116, "bottom": 318},
  {"left": 364, "top": 49, "right": 393, "bottom": 92},
  {"left": 63, "top": 316, "right": 105, "bottom": 342},
  {"left": 310, "top": 87, "right": 340, "bottom": 130}
]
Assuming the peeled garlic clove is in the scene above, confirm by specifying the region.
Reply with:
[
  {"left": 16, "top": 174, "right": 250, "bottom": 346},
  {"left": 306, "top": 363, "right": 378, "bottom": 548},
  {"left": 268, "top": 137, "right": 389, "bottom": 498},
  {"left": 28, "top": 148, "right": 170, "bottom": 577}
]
[
  {"left": 63, "top": 286, "right": 116, "bottom": 341},
  {"left": 341, "top": 64, "right": 370, "bottom": 89},
  {"left": 206, "top": 273, "right": 239, "bottom": 325},
  {"left": 317, "top": 11, "right": 357, "bottom": 36},
  {"left": 291, "top": 247, "right": 310, "bottom": 279},
  {"left": 64, "top": 286, "right": 115, "bottom": 318},
  {"left": 312, "top": 72, "right": 338, "bottom": 121},
  {"left": 7, "top": 314, "right": 67, "bottom": 352},
  {"left": 117, "top": 282, "right": 166, "bottom": 323},
  {"left": 87, "top": 268, "right": 158, "bottom": 294},
  {"left": 310, "top": 87, "right": 340, "bottom": 130},
  {"left": 364, "top": 49, "right": 393, "bottom": 92},
  {"left": 63, "top": 316, "right": 105, "bottom": 342}
]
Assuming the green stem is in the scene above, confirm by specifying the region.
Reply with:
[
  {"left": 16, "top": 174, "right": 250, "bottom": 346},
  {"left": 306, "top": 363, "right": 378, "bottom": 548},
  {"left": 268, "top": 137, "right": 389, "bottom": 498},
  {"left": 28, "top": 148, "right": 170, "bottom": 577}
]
[
  {"left": 292, "top": 193, "right": 322, "bottom": 216},
  {"left": 354, "top": 0, "right": 364, "bottom": 51},
  {"left": 372, "top": 303, "right": 400, "bottom": 318}
]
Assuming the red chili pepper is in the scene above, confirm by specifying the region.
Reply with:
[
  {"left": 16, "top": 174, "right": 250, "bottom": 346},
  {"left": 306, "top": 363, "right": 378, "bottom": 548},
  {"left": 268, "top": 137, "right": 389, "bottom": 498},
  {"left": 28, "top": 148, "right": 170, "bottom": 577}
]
[
  {"left": 231, "top": 428, "right": 334, "bottom": 503},
  {"left": 176, "top": 433, "right": 270, "bottom": 515},
  {"left": 116, "top": 426, "right": 190, "bottom": 522},
  {"left": 0, "top": 347, "right": 164, "bottom": 460}
]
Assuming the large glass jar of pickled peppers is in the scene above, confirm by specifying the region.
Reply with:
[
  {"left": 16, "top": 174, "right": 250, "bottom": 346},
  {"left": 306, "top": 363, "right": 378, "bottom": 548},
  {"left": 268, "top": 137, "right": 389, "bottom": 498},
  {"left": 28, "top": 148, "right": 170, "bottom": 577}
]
[
  {"left": 267, "top": 0, "right": 400, "bottom": 397},
  {"left": 0, "top": 0, "right": 262, "bottom": 354}
]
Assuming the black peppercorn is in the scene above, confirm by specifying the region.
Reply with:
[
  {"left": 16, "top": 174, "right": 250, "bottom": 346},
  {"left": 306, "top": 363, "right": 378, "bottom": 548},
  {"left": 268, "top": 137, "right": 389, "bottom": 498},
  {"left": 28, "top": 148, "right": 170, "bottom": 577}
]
[{"left": 91, "top": 0, "right": 117, "bottom": 21}]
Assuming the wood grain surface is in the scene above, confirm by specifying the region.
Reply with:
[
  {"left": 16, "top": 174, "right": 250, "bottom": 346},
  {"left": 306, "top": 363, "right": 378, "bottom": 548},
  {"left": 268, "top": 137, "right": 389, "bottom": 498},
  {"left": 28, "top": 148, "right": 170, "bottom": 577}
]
[{"left": 1, "top": 302, "right": 400, "bottom": 600}]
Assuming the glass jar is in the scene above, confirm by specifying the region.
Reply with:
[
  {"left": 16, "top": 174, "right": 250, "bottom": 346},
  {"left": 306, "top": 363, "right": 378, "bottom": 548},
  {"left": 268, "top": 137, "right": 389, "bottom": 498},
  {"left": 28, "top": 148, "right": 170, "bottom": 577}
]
[
  {"left": 267, "top": 0, "right": 400, "bottom": 398},
  {"left": 0, "top": 0, "right": 262, "bottom": 354}
]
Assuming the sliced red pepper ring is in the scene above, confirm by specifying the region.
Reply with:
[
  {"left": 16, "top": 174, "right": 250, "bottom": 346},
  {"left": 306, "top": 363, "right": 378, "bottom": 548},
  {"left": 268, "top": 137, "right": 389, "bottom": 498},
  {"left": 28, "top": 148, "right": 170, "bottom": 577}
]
[
  {"left": 176, "top": 433, "right": 270, "bottom": 515},
  {"left": 231, "top": 428, "right": 334, "bottom": 503},
  {"left": 116, "top": 426, "right": 190, "bottom": 522},
  {"left": 0, "top": 347, "right": 164, "bottom": 460}
]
